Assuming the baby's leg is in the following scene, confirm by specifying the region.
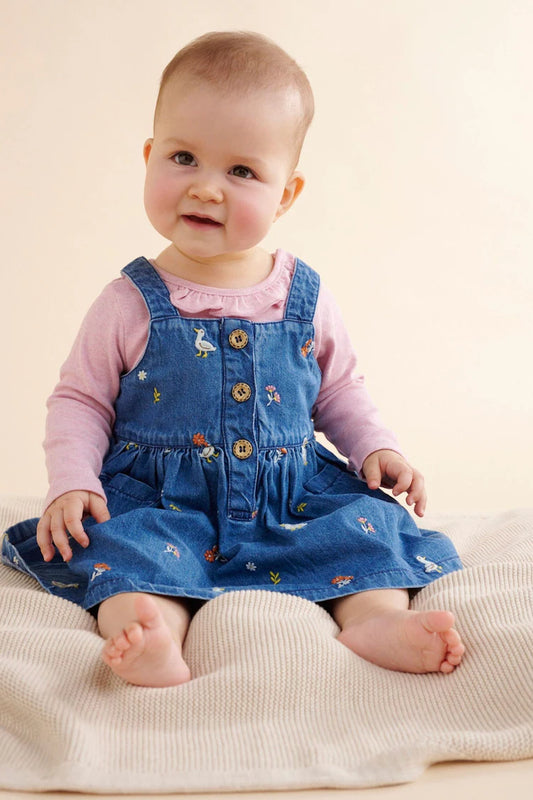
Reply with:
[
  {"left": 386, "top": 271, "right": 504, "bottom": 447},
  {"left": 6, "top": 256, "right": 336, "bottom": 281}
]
[
  {"left": 329, "top": 588, "right": 464, "bottom": 674},
  {"left": 98, "top": 592, "right": 192, "bottom": 687}
]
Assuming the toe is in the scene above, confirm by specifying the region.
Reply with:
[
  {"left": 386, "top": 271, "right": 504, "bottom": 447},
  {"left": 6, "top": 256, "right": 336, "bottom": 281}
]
[
  {"left": 124, "top": 621, "right": 144, "bottom": 646},
  {"left": 422, "top": 610, "right": 455, "bottom": 634},
  {"left": 440, "top": 660, "right": 455, "bottom": 674}
]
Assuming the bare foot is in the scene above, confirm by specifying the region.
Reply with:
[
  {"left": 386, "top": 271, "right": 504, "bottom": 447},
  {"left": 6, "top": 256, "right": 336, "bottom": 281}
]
[
  {"left": 101, "top": 594, "right": 192, "bottom": 687},
  {"left": 337, "top": 609, "right": 465, "bottom": 674}
]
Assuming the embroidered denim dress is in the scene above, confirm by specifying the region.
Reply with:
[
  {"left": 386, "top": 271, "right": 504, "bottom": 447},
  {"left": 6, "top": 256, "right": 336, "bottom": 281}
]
[{"left": 2, "top": 258, "right": 462, "bottom": 608}]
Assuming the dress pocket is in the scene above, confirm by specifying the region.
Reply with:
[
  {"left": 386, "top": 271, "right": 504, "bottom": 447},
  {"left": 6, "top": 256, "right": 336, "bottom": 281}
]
[
  {"left": 303, "top": 462, "right": 345, "bottom": 494},
  {"left": 104, "top": 473, "right": 160, "bottom": 515}
]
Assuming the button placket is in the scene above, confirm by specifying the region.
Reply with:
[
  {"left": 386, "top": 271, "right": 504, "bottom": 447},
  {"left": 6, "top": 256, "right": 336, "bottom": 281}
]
[{"left": 223, "top": 321, "right": 257, "bottom": 519}]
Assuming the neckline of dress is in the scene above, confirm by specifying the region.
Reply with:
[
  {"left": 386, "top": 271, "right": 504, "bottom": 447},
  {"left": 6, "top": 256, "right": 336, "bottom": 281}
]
[{"left": 149, "top": 249, "right": 288, "bottom": 297}]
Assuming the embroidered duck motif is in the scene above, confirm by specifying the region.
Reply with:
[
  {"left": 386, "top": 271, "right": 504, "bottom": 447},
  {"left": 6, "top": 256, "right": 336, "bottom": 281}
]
[
  {"left": 194, "top": 328, "right": 217, "bottom": 358},
  {"left": 193, "top": 433, "right": 219, "bottom": 462}
]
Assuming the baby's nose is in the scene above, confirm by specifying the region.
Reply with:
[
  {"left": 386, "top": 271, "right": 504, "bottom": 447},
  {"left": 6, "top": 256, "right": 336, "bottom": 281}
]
[{"left": 188, "top": 175, "right": 223, "bottom": 203}]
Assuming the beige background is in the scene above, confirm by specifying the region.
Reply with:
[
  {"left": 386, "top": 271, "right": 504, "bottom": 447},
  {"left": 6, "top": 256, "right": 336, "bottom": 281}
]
[{"left": 1, "top": 0, "right": 531, "bottom": 514}]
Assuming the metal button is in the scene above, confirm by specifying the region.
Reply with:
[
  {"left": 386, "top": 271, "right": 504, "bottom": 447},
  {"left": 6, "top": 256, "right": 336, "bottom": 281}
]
[
  {"left": 228, "top": 329, "right": 249, "bottom": 349},
  {"left": 231, "top": 382, "right": 252, "bottom": 402},
  {"left": 233, "top": 439, "right": 253, "bottom": 459}
]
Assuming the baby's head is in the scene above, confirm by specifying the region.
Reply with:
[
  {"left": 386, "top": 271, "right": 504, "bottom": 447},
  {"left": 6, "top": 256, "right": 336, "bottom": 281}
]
[
  {"left": 154, "top": 31, "right": 314, "bottom": 169},
  {"left": 144, "top": 33, "right": 314, "bottom": 269}
]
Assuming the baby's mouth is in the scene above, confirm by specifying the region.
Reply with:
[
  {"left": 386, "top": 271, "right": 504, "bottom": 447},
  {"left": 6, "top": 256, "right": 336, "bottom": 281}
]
[{"left": 183, "top": 214, "right": 223, "bottom": 227}]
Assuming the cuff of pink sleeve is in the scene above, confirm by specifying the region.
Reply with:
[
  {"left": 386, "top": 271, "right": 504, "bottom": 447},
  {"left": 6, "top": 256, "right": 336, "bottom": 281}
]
[
  {"left": 348, "top": 437, "right": 405, "bottom": 475},
  {"left": 43, "top": 479, "right": 107, "bottom": 513}
]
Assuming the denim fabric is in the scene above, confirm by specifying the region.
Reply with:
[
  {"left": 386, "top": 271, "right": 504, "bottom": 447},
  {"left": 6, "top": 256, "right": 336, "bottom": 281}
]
[{"left": 2, "top": 258, "right": 462, "bottom": 608}]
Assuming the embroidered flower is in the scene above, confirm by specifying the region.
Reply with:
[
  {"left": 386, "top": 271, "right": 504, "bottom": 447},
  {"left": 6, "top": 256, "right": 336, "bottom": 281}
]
[
  {"left": 204, "top": 545, "right": 228, "bottom": 564},
  {"left": 301, "top": 339, "right": 315, "bottom": 358},
  {"left": 165, "top": 543, "right": 180, "bottom": 559},
  {"left": 415, "top": 555, "right": 443, "bottom": 574},
  {"left": 137, "top": 370, "right": 147, "bottom": 381},
  {"left": 357, "top": 517, "right": 376, "bottom": 534},
  {"left": 51, "top": 580, "right": 80, "bottom": 589},
  {"left": 91, "top": 563, "right": 111, "bottom": 581},
  {"left": 273, "top": 447, "right": 287, "bottom": 463},
  {"left": 246, "top": 562, "right": 257, "bottom": 571},
  {"left": 280, "top": 522, "right": 307, "bottom": 530},
  {"left": 331, "top": 575, "right": 354, "bottom": 588},
  {"left": 265, "top": 385, "right": 281, "bottom": 405}
]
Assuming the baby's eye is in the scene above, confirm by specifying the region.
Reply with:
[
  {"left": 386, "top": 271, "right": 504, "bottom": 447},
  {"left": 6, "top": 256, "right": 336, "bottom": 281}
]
[
  {"left": 230, "top": 165, "right": 255, "bottom": 179},
  {"left": 173, "top": 151, "right": 197, "bottom": 166}
]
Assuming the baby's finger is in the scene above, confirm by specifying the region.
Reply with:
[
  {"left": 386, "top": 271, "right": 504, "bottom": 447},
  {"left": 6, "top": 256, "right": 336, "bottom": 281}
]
[
  {"left": 390, "top": 464, "right": 414, "bottom": 496},
  {"left": 363, "top": 456, "right": 383, "bottom": 490},
  {"left": 36, "top": 515, "right": 55, "bottom": 561},
  {"left": 63, "top": 500, "right": 90, "bottom": 549},
  {"left": 50, "top": 509, "right": 76, "bottom": 561},
  {"left": 88, "top": 494, "right": 110, "bottom": 524},
  {"left": 406, "top": 472, "right": 427, "bottom": 516}
]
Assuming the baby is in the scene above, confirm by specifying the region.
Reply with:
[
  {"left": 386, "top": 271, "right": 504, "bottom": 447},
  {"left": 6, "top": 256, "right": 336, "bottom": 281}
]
[{"left": 2, "top": 32, "right": 464, "bottom": 686}]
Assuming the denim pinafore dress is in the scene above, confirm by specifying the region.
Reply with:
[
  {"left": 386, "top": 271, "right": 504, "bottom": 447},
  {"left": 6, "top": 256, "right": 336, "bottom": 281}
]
[{"left": 2, "top": 258, "right": 462, "bottom": 608}]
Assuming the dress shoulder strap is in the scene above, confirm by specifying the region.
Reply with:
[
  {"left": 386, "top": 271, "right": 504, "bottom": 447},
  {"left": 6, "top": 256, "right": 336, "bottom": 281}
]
[
  {"left": 284, "top": 258, "right": 321, "bottom": 323},
  {"left": 121, "top": 258, "right": 180, "bottom": 320}
]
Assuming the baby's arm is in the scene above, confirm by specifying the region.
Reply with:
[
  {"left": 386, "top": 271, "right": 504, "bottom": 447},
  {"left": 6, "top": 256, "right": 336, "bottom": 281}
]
[
  {"left": 313, "top": 284, "right": 427, "bottom": 514},
  {"left": 37, "top": 490, "right": 110, "bottom": 562},
  {"left": 38, "top": 277, "right": 149, "bottom": 558}
]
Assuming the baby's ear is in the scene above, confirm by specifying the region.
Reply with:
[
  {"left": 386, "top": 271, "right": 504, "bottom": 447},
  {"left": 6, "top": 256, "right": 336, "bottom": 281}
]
[
  {"left": 275, "top": 171, "right": 305, "bottom": 220},
  {"left": 143, "top": 139, "right": 154, "bottom": 165}
]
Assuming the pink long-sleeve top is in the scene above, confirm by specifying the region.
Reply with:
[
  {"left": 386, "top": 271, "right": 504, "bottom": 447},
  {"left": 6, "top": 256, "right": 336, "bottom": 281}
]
[{"left": 43, "top": 250, "right": 401, "bottom": 509}]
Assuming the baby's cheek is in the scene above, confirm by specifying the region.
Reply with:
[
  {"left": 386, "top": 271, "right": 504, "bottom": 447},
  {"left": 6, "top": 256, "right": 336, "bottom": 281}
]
[
  {"left": 232, "top": 198, "right": 272, "bottom": 240},
  {"left": 144, "top": 175, "right": 172, "bottom": 213}
]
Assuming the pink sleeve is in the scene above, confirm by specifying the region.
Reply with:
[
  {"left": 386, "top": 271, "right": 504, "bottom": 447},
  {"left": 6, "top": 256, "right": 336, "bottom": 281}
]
[
  {"left": 43, "top": 278, "right": 149, "bottom": 509},
  {"left": 312, "top": 284, "right": 403, "bottom": 473}
]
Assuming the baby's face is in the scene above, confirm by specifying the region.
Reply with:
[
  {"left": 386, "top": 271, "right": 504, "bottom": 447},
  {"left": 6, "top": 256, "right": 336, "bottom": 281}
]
[{"left": 143, "top": 76, "right": 303, "bottom": 269}]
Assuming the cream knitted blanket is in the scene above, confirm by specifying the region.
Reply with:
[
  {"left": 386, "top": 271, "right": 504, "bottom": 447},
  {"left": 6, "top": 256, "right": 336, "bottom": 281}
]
[{"left": 1, "top": 496, "right": 532, "bottom": 793}]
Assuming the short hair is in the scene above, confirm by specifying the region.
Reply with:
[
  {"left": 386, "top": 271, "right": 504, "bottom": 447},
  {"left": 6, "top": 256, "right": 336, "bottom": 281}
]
[{"left": 154, "top": 31, "right": 314, "bottom": 161}]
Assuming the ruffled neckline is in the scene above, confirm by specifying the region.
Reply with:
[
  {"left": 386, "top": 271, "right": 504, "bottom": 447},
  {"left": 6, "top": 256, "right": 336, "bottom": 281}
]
[{"left": 150, "top": 249, "right": 295, "bottom": 320}]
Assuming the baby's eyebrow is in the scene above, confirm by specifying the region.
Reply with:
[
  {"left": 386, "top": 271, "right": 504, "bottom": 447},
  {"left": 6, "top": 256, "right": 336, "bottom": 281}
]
[{"left": 160, "top": 137, "right": 194, "bottom": 149}]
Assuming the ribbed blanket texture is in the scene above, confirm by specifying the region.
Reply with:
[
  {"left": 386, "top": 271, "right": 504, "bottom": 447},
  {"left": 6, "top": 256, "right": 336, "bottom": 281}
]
[{"left": 1, "top": 496, "right": 532, "bottom": 793}]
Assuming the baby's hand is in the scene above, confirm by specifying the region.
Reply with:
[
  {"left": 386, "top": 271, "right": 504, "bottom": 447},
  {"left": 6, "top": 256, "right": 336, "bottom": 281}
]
[
  {"left": 36, "top": 490, "right": 110, "bottom": 562},
  {"left": 361, "top": 450, "right": 427, "bottom": 517}
]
